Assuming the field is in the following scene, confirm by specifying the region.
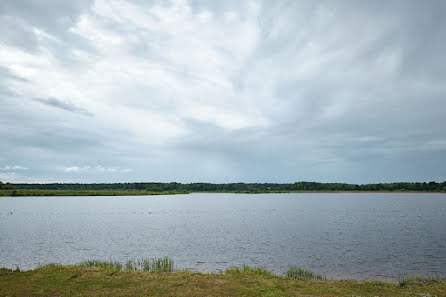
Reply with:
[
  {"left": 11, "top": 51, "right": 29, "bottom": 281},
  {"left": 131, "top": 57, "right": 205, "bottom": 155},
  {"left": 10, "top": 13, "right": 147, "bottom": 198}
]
[{"left": 1, "top": 264, "right": 445, "bottom": 297}]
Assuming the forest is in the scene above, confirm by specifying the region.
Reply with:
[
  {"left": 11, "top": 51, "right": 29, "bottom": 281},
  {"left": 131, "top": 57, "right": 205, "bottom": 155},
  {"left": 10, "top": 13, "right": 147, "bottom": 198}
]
[{"left": 4, "top": 181, "right": 446, "bottom": 192}]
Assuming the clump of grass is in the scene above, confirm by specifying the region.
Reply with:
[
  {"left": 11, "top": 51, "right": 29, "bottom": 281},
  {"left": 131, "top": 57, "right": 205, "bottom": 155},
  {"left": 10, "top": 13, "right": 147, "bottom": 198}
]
[
  {"left": 286, "top": 266, "right": 326, "bottom": 280},
  {"left": 0, "top": 267, "right": 13, "bottom": 275},
  {"left": 226, "top": 265, "right": 273, "bottom": 276},
  {"left": 78, "top": 260, "right": 123, "bottom": 272},
  {"left": 398, "top": 275, "right": 445, "bottom": 287},
  {"left": 38, "top": 263, "right": 62, "bottom": 269},
  {"left": 125, "top": 260, "right": 135, "bottom": 271},
  {"left": 124, "top": 257, "right": 174, "bottom": 273}
]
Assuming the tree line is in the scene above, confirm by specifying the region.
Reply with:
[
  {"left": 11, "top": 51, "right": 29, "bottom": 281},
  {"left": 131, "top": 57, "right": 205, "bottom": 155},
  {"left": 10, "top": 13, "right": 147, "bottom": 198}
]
[
  {"left": 0, "top": 181, "right": 14, "bottom": 190},
  {"left": 3, "top": 181, "right": 446, "bottom": 192}
]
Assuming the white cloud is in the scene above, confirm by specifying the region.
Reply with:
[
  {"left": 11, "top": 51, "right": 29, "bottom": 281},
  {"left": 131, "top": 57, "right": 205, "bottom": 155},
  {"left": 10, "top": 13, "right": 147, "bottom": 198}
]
[
  {"left": 63, "top": 166, "right": 132, "bottom": 173},
  {"left": 0, "top": 165, "right": 29, "bottom": 170},
  {"left": 63, "top": 166, "right": 85, "bottom": 173}
]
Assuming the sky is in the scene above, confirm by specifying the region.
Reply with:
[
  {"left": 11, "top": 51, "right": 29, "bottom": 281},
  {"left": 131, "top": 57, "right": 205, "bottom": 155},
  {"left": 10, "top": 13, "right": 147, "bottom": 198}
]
[{"left": 0, "top": 0, "right": 445, "bottom": 184}]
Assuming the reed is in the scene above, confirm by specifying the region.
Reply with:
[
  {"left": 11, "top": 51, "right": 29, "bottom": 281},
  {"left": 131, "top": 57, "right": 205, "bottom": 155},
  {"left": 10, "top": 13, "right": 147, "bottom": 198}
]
[
  {"left": 286, "top": 266, "right": 326, "bottom": 280},
  {"left": 78, "top": 260, "right": 123, "bottom": 272},
  {"left": 226, "top": 265, "right": 273, "bottom": 276},
  {"left": 38, "top": 263, "right": 62, "bottom": 269},
  {"left": 398, "top": 275, "right": 445, "bottom": 287},
  {"left": 122, "top": 257, "right": 174, "bottom": 273}
]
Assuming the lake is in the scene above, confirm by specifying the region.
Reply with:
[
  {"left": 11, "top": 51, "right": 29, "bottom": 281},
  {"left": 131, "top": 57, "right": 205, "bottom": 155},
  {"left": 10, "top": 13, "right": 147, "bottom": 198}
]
[{"left": 1, "top": 193, "right": 445, "bottom": 280}]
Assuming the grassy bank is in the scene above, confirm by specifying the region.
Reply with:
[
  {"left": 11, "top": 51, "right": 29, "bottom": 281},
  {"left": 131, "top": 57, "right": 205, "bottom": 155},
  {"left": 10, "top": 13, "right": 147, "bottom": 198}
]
[
  {"left": 0, "top": 189, "right": 188, "bottom": 196},
  {"left": 1, "top": 263, "right": 445, "bottom": 297}
]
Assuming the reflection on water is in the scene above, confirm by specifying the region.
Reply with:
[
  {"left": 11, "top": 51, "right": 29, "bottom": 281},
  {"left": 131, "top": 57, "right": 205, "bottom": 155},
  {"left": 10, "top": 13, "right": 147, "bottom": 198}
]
[{"left": 1, "top": 193, "right": 445, "bottom": 280}]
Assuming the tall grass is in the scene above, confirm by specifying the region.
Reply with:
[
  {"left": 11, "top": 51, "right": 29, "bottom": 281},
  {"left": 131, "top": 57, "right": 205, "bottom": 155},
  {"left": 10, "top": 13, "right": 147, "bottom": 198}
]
[
  {"left": 286, "top": 266, "right": 326, "bottom": 280},
  {"left": 124, "top": 257, "right": 174, "bottom": 273},
  {"left": 77, "top": 258, "right": 174, "bottom": 273},
  {"left": 79, "top": 260, "right": 123, "bottom": 272},
  {"left": 78, "top": 258, "right": 174, "bottom": 273},
  {"left": 38, "top": 263, "right": 62, "bottom": 269},
  {"left": 226, "top": 265, "right": 273, "bottom": 276},
  {"left": 398, "top": 275, "right": 445, "bottom": 287}
]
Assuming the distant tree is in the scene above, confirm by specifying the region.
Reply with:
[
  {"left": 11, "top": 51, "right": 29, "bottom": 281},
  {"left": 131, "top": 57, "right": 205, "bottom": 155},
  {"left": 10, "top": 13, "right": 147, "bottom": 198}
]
[{"left": 0, "top": 181, "right": 14, "bottom": 190}]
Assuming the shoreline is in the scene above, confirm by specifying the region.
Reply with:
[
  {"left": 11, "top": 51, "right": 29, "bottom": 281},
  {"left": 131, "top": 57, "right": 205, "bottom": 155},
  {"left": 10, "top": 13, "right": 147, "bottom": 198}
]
[
  {"left": 1, "top": 189, "right": 445, "bottom": 196},
  {"left": 1, "top": 264, "right": 444, "bottom": 297},
  {"left": 0, "top": 190, "right": 446, "bottom": 197}
]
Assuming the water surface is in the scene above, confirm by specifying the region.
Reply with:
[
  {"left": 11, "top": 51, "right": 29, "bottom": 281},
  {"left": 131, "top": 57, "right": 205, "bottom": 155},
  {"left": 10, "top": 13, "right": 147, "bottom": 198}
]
[{"left": 1, "top": 193, "right": 445, "bottom": 280}]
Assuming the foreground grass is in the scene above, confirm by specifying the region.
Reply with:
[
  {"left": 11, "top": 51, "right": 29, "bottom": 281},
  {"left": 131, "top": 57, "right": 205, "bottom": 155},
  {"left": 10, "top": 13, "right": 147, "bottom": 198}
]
[
  {"left": 0, "top": 189, "right": 188, "bottom": 196},
  {"left": 1, "top": 265, "right": 445, "bottom": 297}
]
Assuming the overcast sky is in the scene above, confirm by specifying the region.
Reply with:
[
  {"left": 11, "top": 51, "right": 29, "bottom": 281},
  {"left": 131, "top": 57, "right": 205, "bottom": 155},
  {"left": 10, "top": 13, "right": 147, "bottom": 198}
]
[{"left": 1, "top": 0, "right": 445, "bottom": 184}]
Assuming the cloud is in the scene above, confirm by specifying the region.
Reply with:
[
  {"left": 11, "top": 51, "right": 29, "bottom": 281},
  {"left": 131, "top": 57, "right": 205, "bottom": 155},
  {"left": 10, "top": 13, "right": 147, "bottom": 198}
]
[
  {"left": 34, "top": 97, "right": 93, "bottom": 116},
  {"left": 64, "top": 166, "right": 132, "bottom": 173},
  {"left": 0, "top": 165, "right": 28, "bottom": 170},
  {"left": 0, "top": 0, "right": 445, "bottom": 183}
]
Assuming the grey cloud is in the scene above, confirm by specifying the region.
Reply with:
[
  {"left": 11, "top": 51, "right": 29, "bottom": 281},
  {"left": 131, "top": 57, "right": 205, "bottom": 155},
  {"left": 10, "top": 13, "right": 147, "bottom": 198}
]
[
  {"left": 0, "top": 66, "right": 27, "bottom": 100},
  {"left": 34, "top": 97, "right": 93, "bottom": 116},
  {"left": 326, "top": 0, "right": 446, "bottom": 81},
  {"left": 1, "top": 0, "right": 445, "bottom": 183},
  {"left": 0, "top": 0, "right": 96, "bottom": 68},
  {"left": 0, "top": 15, "right": 38, "bottom": 51},
  {"left": 0, "top": 0, "right": 92, "bottom": 45},
  {"left": 0, "top": 66, "right": 27, "bottom": 82}
]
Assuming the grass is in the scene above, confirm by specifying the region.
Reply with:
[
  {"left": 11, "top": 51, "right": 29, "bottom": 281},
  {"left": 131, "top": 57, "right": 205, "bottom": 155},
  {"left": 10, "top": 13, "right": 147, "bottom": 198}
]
[
  {"left": 225, "top": 265, "right": 274, "bottom": 276},
  {"left": 79, "top": 260, "right": 123, "bottom": 272},
  {"left": 124, "top": 257, "right": 174, "bottom": 273},
  {"left": 1, "top": 263, "right": 445, "bottom": 297},
  {"left": 43, "top": 258, "right": 175, "bottom": 273},
  {"left": 286, "top": 266, "right": 327, "bottom": 280},
  {"left": 0, "top": 189, "right": 188, "bottom": 196},
  {"left": 398, "top": 275, "right": 445, "bottom": 287}
]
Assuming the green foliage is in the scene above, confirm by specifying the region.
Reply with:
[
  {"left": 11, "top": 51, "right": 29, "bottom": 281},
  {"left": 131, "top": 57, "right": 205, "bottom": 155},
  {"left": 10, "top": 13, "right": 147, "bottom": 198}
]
[
  {"left": 78, "top": 260, "right": 123, "bottom": 272},
  {"left": 125, "top": 260, "right": 135, "bottom": 271},
  {"left": 0, "top": 267, "right": 14, "bottom": 275},
  {"left": 125, "top": 257, "right": 174, "bottom": 273},
  {"left": 0, "top": 181, "right": 14, "bottom": 190},
  {"left": 81, "top": 257, "right": 175, "bottom": 273},
  {"left": 0, "top": 189, "right": 187, "bottom": 196},
  {"left": 226, "top": 265, "right": 273, "bottom": 276},
  {"left": 38, "top": 263, "right": 62, "bottom": 269},
  {"left": 286, "top": 266, "right": 326, "bottom": 280},
  {"left": 3, "top": 263, "right": 446, "bottom": 297},
  {"left": 398, "top": 275, "right": 445, "bottom": 287},
  {"left": 3, "top": 266, "right": 446, "bottom": 297},
  {"left": 7, "top": 181, "right": 446, "bottom": 193}
]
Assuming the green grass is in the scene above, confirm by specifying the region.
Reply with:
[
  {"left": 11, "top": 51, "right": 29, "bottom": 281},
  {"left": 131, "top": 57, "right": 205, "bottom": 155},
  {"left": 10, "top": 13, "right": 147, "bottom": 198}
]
[
  {"left": 398, "top": 275, "right": 445, "bottom": 287},
  {"left": 124, "top": 257, "right": 174, "bottom": 273},
  {"left": 78, "top": 260, "right": 123, "bottom": 272},
  {"left": 0, "top": 189, "right": 188, "bottom": 196},
  {"left": 1, "top": 263, "right": 445, "bottom": 297},
  {"left": 286, "top": 266, "right": 327, "bottom": 280},
  {"left": 225, "top": 265, "right": 274, "bottom": 276},
  {"left": 56, "top": 258, "right": 175, "bottom": 273}
]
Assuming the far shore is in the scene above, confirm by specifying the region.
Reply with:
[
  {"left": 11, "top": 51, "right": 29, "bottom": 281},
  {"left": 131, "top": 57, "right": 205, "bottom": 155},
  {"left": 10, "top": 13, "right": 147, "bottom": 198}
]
[{"left": 0, "top": 189, "right": 445, "bottom": 197}]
